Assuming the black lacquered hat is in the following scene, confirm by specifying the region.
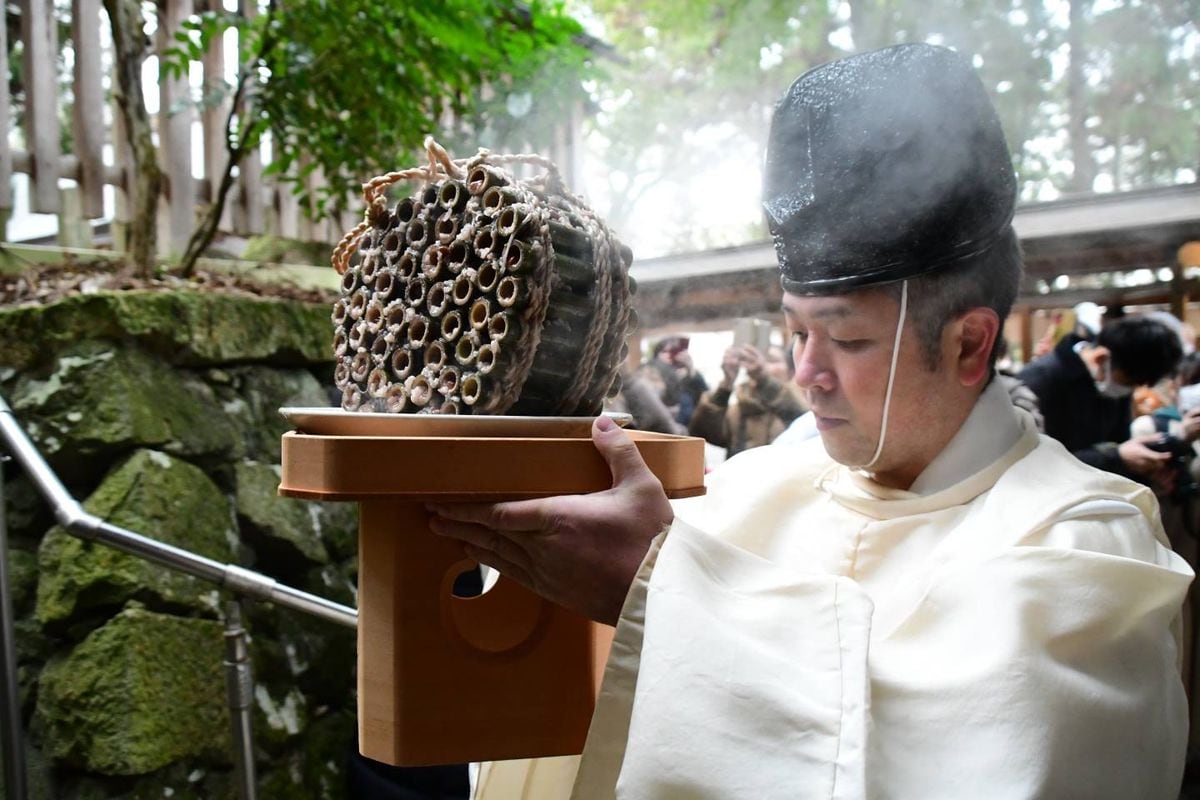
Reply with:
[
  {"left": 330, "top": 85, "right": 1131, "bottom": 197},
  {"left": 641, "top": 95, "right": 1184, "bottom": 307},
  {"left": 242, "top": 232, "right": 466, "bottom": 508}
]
[{"left": 763, "top": 43, "right": 1018, "bottom": 295}]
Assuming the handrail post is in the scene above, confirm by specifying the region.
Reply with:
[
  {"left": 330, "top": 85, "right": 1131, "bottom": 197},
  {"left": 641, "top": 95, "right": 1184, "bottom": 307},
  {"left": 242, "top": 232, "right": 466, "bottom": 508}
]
[
  {"left": 224, "top": 600, "right": 257, "bottom": 800},
  {"left": 0, "top": 452, "right": 29, "bottom": 800}
]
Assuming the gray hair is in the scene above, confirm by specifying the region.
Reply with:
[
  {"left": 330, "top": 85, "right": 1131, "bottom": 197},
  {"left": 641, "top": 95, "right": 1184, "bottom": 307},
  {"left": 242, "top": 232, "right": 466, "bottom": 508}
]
[{"left": 884, "top": 227, "right": 1024, "bottom": 371}]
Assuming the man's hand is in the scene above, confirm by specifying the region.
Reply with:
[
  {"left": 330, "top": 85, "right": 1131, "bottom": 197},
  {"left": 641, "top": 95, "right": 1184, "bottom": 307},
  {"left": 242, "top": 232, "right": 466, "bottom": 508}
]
[
  {"left": 426, "top": 416, "right": 674, "bottom": 626},
  {"left": 719, "top": 346, "right": 741, "bottom": 388},
  {"left": 739, "top": 345, "right": 766, "bottom": 382},
  {"left": 1118, "top": 434, "right": 1173, "bottom": 480}
]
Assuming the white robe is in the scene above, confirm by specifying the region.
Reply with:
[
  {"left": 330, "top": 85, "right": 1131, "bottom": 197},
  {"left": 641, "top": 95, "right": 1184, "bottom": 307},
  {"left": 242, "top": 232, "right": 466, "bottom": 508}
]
[{"left": 479, "top": 380, "right": 1194, "bottom": 799}]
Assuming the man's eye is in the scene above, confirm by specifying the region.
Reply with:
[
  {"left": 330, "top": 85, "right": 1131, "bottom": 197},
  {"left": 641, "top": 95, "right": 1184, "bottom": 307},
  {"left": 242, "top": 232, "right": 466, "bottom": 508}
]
[
  {"left": 790, "top": 331, "right": 808, "bottom": 345},
  {"left": 832, "top": 338, "right": 869, "bottom": 351}
]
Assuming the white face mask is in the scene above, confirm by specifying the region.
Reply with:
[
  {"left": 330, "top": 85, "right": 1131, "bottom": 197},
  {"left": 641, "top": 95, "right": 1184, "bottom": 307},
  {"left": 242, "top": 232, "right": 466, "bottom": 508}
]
[{"left": 1095, "top": 361, "right": 1133, "bottom": 400}]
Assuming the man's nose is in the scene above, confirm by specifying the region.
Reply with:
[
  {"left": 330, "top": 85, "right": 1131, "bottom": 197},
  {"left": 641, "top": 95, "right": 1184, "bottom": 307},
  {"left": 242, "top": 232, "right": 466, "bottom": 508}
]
[{"left": 793, "top": 342, "right": 835, "bottom": 393}]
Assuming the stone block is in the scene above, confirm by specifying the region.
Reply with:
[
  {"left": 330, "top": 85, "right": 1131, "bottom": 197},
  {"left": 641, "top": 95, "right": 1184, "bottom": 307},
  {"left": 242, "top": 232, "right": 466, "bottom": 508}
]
[
  {"left": 36, "top": 450, "right": 236, "bottom": 626},
  {"left": 35, "top": 607, "right": 230, "bottom": 776}
]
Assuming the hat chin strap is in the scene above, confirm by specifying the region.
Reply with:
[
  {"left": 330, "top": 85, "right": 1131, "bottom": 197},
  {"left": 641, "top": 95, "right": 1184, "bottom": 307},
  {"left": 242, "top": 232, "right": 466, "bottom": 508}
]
[{"left": 853, "top": 279, "right": 908, "bottom": 471}]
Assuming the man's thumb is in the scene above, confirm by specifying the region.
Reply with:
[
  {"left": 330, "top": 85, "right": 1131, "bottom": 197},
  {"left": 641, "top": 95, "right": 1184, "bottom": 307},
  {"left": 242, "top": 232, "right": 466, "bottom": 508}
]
[{"left": 593, "top": 416, "right": 650, "bottom": 485}]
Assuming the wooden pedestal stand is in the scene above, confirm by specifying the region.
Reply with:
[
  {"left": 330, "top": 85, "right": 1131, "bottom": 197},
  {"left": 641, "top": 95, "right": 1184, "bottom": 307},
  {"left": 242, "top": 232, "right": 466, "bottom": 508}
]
[{"left": 278, "top": 423, "right": 705, "bottom": 766}]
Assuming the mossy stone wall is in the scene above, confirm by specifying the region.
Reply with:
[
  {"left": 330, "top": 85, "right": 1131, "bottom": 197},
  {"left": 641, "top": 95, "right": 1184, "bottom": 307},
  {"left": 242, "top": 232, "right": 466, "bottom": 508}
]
[{"left": 0, "top": 290, "right": 361, "bottom": 800}]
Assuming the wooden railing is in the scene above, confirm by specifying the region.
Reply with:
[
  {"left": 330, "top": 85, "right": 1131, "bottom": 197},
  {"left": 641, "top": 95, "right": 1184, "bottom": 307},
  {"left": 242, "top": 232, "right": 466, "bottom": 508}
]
[
  {"left": 4, "top": 1, "right": 582, "bottom": 258},
  {"left": 6, "top": 0, "right": 341, "bottom": 253}
]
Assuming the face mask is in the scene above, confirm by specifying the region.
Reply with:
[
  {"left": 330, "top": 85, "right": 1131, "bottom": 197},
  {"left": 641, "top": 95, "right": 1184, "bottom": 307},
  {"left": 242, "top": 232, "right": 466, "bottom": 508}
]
[{"left": 1096, "top": 361, "right": 1133, "bottom": 400}]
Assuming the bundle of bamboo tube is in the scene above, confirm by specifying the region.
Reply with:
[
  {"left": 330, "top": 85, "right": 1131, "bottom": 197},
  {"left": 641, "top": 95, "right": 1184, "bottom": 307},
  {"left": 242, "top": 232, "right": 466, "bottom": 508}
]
[{"left": 329, "top": 138, "right": 636, "bottom": 416}]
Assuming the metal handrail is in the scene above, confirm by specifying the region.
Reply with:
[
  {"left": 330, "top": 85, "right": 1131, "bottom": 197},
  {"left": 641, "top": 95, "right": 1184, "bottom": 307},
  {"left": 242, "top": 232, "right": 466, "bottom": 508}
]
[{"left": 0, "top": 393, "right": 359, "bottom": 800}]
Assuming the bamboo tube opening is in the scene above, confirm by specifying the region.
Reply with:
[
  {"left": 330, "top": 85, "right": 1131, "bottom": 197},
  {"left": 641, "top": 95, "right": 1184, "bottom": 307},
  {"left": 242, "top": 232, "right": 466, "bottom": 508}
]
[
  {"left": 503, "top": 240, "right": 530, "bottom": 272},
  {"left": 422, "top": 246, "right": 446, "bottom": 281},
  {"left": 628, "top": 307, "right": 639, "bottom": 332},
  {"left": 426, "top": 281, "right": 450, "bottom": 317},
  {"left": 333, "top": 360, "right": 351, "bottom": 389},
  {"left": 333, "top": 327, "right": 349, "bottom": 358},
  {"left": 407, "top": 374, "right": 433, "bottom": 407},
  {"left": 391, "top": 348, "right": 413, "bottom": 379},
  {"left": 483, "top": 185, "right": 519, "bottom": 214},
  {"left": 382, "top": 383, "right": 408, "bottom": 413},
  {"left": 348, "top": 319, "right": 369, "bottom": 350},
  {"left": 473, "top": 226, "right": 495, "bottom": 258},
  {"left": 364, "top": 299, "right": 384, "bottom": 332},
  {"left": 341, "top": 269, "right": 359, "bottom": 294},
  {"left": 424, "top": 340, "right": 448, "bottom": 371},
  {"left": 461, "top": 374, "right": 484, "bottom": 406},
  {"left": 407, "top": 317, "right": 431, "bottom": 349},
  {"left": 406, "top": 219, "right": 428, "bottom": 248},
  {"left": 382, "top": 229, "right": 404, "bottom": 255},
  {"left": 455, "top": 336, "right": 478, "bottom": 366},
  {"left": 371, "top": 335, "right": 391, "bottom": 364},
  {"left": 349, "top": 287, "right": 369, "bottom": 319},
  {"left": 468, "top": 165, "right": 507, "bottom": 196},
  {"left": 487, "top": 312, "right": 516, "bottom": 341},
  {"left": 383, "top": 300, "right": 408, "bottom": 329},
  {"left": 437, "top": 398, "right": 461, "bottom": 414},
  {"left": 439, "top": 180, "right": 468, "bottom": 213},
  {"left": 435, "top": 215, "right": 460, "bottom": 244},
  {"left": 446, "top": 240, "right": 470, "bottom": 272},
  {"left": 422, "top": 183, "right": 441, "bottom": 206},
  {"left": 374, "top": 271, "right": 396, "bottom": 303},
  {"left": 350, "top": 351, "right": 371, "bottom": 383},
  {"left": 367, "top": 368, "right": 389, "bottom": 397},
  {"left": 398, "top": 250, "right": 418, "bottom": 279},
  {"left": 452, "top": 273, "right": 474, "bottom": 306},
  {"left": 496, "top": 276, "right": 524, "bottom": 308},
  {"left": 606, "top": 372, "right": 623, "bottom": 398},
  {"left": 342, "top": 385, "right": 364, "bottom": 411},
  {"left": 476, "top": 261, "right": 500, "bottom": 293},
  {"left": 332, "top": 299, "right": 349, "bottom": 326},
  {"left": 438, "top": 366, "right": 461, "bottom": 395},
  {"left": 360, "top": 252, "right": 381, "bottom": 284},
  {"left": 405, "top": 278, "right": 426, "bottom": 308},
  {"left": 497, "top": 205, "right": 528, "bottom": 236},
  {"left": 627, "top": 274, "right": 638, "bottom": 296},
  {"left": 476, "top": 343, "right": 497, "bottom": 374},
  {"left": 440, "top": 310, "right": 463, "bottom": 342},
  {"left": 469, "top": 298, "right": 491, "bottom": 330},
  {"left": 395, "top": 197, "right": 417, "bottom": 224}
]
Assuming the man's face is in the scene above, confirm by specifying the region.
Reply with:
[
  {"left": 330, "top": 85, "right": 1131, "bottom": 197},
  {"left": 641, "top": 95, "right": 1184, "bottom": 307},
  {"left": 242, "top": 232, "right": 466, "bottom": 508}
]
[{"left": 783, "top": 289, "right": 963, "bottom": 488}]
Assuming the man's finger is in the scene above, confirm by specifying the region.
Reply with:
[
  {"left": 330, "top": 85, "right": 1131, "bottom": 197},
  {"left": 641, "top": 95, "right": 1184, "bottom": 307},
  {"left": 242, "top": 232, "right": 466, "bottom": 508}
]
[
  {"left": 429, "top": 515, "right": 531, "bottom": 568},
  {"left": 593, "top": 416, "right": 653, "bottom": 486},
  {"left": 428, "top": 499, "right": 551, "bottom": 531}
]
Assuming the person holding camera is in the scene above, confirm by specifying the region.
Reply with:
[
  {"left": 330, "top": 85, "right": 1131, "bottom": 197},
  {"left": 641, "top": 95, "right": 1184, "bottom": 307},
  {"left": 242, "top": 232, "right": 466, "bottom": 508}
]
[
  {"left": 1019, "top": 314, "right": 1185, "bottom": 493},
  {"left": 688, "top": 342, "right": 806, "bottom": 457}
]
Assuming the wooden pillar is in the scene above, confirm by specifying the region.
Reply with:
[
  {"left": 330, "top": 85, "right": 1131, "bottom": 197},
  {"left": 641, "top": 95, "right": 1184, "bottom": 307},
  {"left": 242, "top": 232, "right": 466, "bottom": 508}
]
[
  {"left": 0, "top": 0, "right": 12, "bottom": 237},
  {"left": 72, "top": 0, "right": 107, "bottom": 219},
  {"left": 157, "top": 0, "right": 196, "bottom": 255},
  {"left": 200, "top": 0, "right": 232, "bottom": 231},
  {"left": 21, "top": 0, "right": 61, "bottom": 213},
  {"left": 235, "top": 0, "right": 265, "bottom": 235}
]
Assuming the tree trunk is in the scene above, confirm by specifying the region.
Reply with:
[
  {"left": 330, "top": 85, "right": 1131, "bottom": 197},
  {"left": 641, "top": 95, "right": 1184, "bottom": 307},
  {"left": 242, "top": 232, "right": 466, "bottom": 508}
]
[
  {"left": 103, "top": 0, "right": 162, "bottom": 278},
  {"left": 1066, "top": 0, "right": 1096, "bottom": 194}
]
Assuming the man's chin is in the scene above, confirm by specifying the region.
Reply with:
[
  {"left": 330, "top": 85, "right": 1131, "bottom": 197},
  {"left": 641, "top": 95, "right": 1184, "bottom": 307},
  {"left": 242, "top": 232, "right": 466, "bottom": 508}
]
[{"left": 817, "top": 431, "right": 873, "bottom": 467}]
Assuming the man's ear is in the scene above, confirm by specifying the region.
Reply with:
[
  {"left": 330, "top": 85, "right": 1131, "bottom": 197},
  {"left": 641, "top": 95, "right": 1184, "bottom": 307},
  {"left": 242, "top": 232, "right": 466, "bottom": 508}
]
[{"left": 952, "top": 308, "right": 1000, "bottom": 387}]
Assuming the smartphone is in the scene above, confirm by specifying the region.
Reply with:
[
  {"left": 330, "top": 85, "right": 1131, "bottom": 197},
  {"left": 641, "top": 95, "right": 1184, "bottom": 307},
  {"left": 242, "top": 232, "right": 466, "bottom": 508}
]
[{"left": 733, "top": 318, "right": 772, "bottom": 353}]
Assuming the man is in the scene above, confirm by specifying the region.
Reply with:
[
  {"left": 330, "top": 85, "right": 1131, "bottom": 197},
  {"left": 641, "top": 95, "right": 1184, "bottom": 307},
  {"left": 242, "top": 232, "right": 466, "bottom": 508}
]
[
  {"left": 689, "top": 343, "right": 806, "bottom": 456},
  {"left": 429, "top": 44, "right": 1191, "bottom": 798},
  {"left": 1020, "top": 314, "right": 1184, "bottom": 487}
]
